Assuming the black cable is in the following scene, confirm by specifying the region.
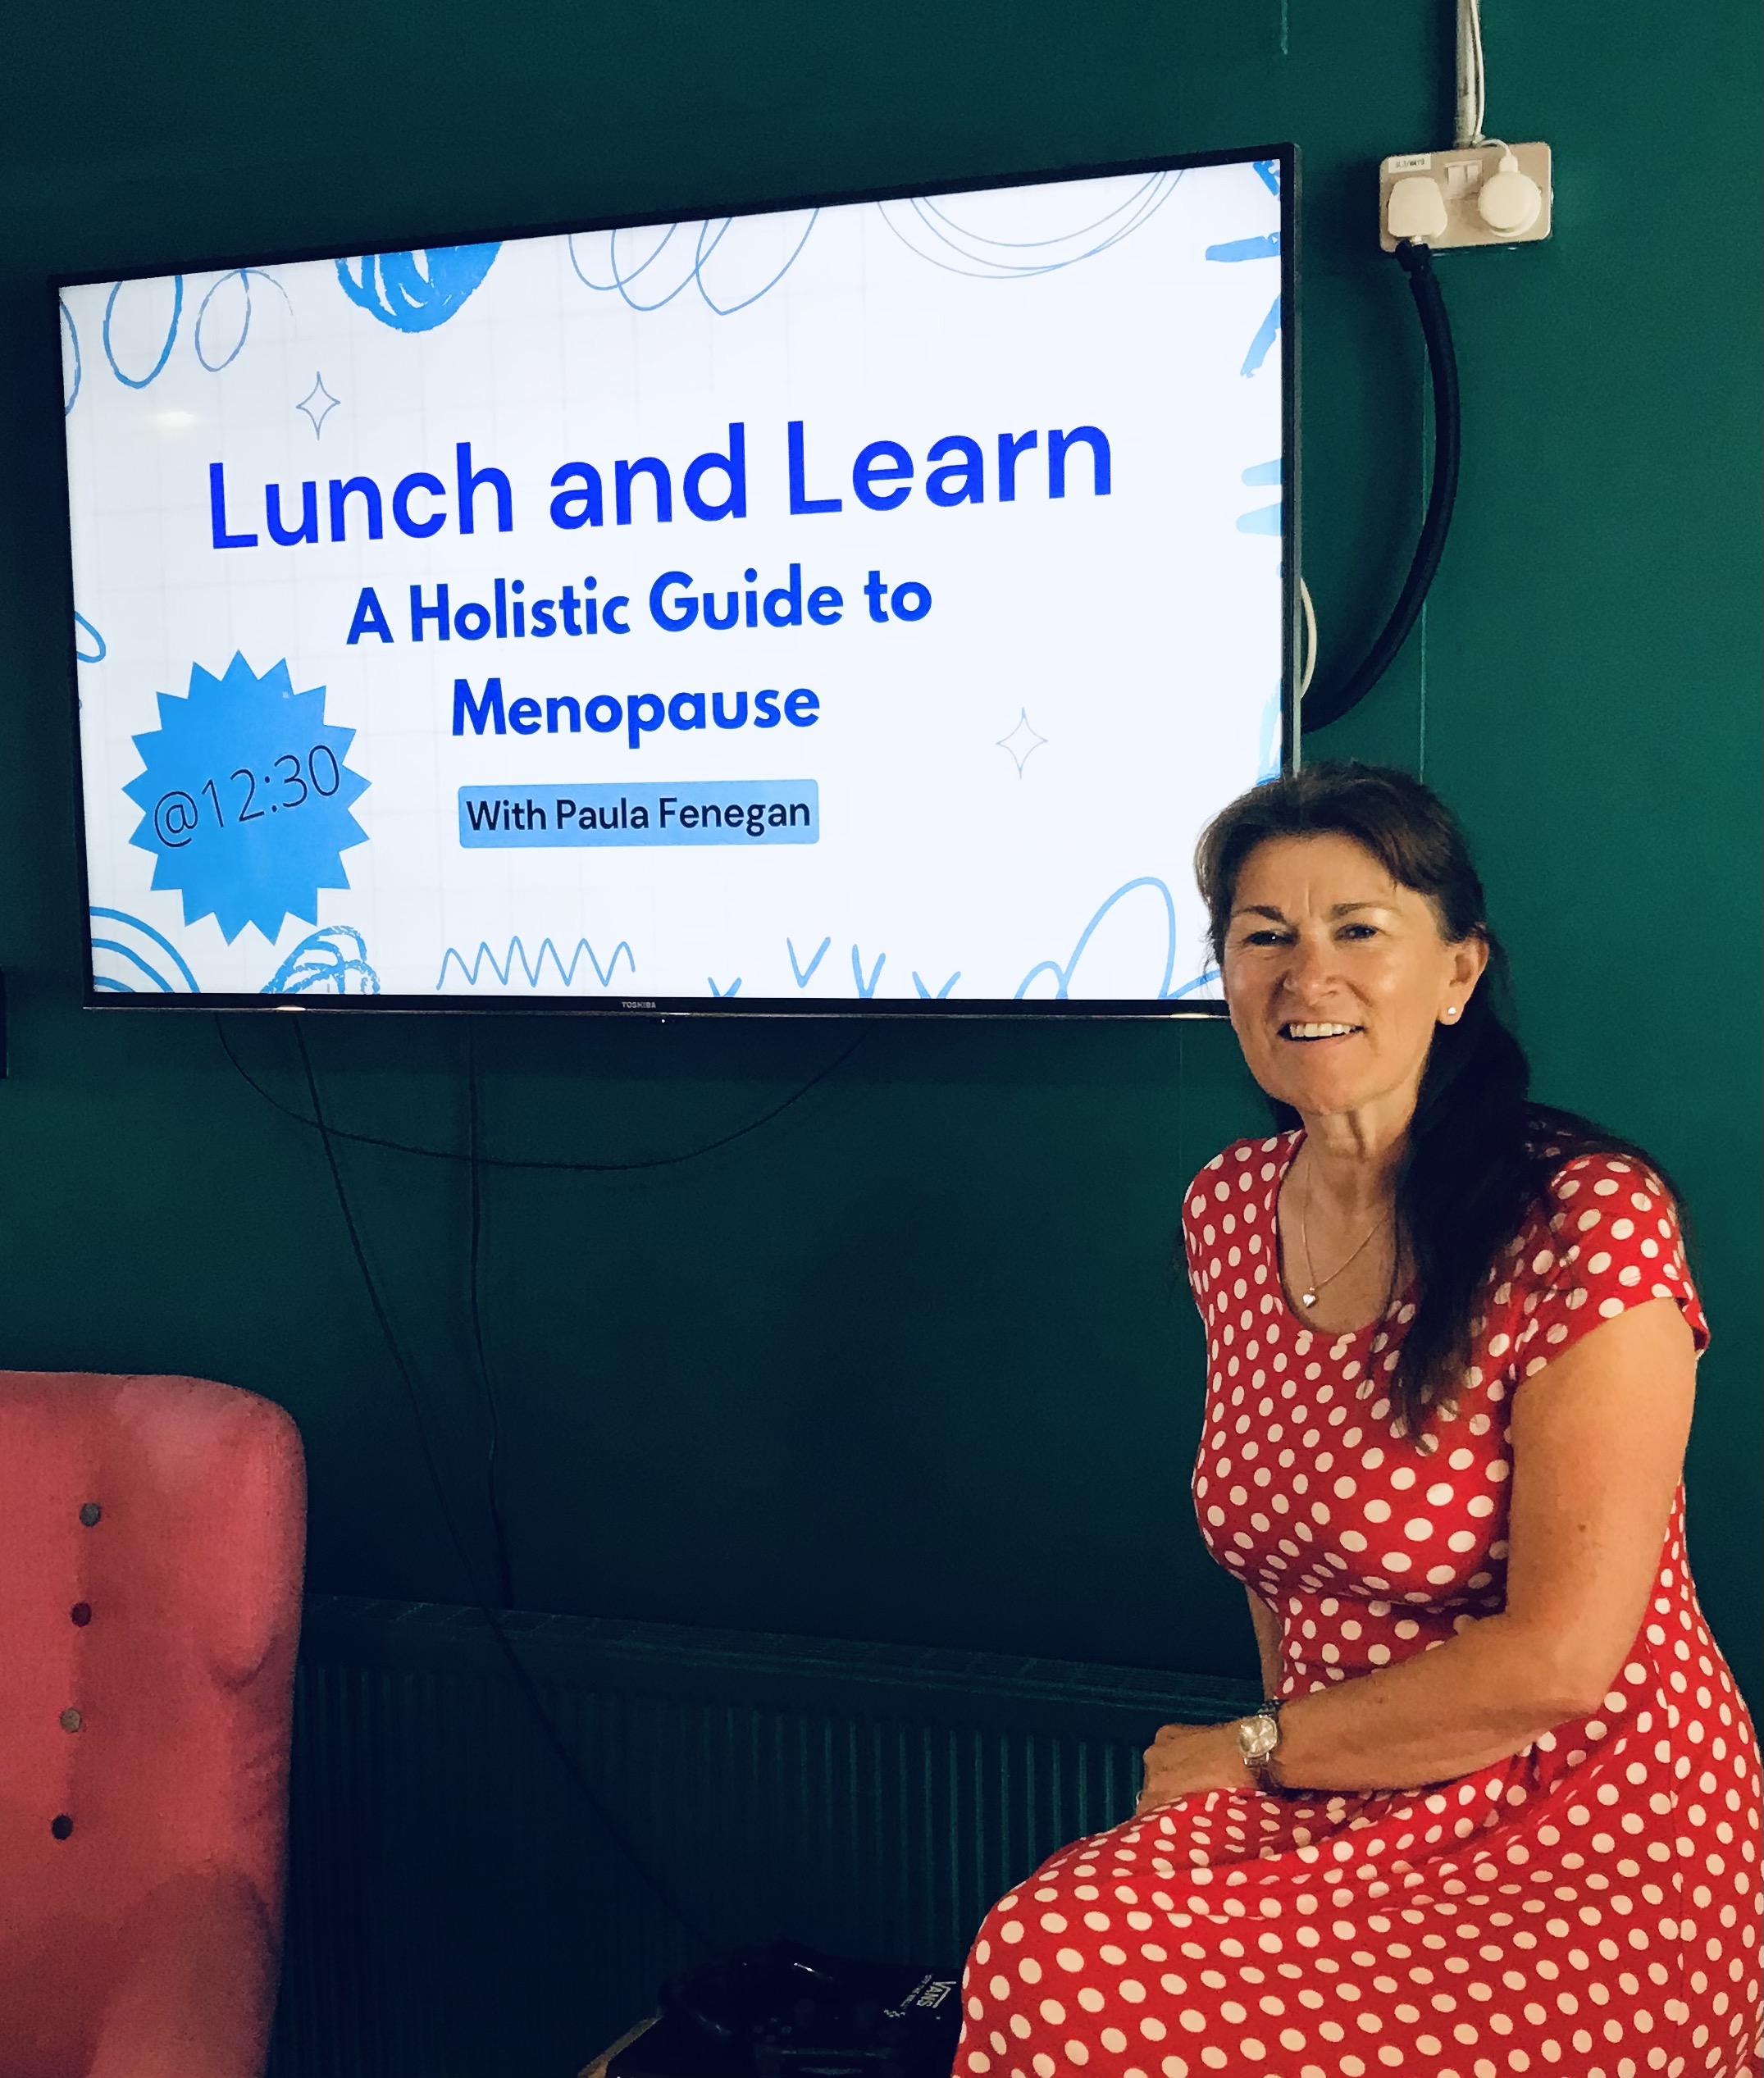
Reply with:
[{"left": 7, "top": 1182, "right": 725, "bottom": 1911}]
[
  {"left": 1304, "top": 239, "right": 1461, "bottom": 731},
  {"left": 215, "top": 1013, "right": 865, "bottom": 1173},
  {"left": 291, "top": 1021, "right": 479, "bottom": 1595},
  {"left": 466, "top": 1022, "right": 517, "bottom": 1610},
  {"left": 290, "top": 1020, "right": 722, "bottom": 1956}
]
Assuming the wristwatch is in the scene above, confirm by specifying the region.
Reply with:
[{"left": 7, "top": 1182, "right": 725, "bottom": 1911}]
[{"left": 1236, "top": 1697, "right": 1285, "bottom": 1793}]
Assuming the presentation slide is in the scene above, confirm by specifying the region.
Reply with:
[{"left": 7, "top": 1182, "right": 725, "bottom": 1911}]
[{"left": 60, "top": 155, "right": 1288, "bottom": 1008}]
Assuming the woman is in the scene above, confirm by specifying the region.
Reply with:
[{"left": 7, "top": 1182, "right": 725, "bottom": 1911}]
[{"left": 955, "top": 763, "right": 1760, "bottom": 2078}]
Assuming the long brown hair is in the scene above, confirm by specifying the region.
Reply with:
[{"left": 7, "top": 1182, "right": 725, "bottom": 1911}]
[{"left": 1194, "top": 762, "right": 1674, "bottom": 1437}]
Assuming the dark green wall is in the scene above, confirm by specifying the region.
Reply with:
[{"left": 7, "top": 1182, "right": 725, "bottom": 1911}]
[{"left": 2, "top": 1, "right": 1757, "bottom": 1707}]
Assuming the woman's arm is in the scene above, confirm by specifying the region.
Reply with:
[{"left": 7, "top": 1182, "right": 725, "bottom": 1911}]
[
  {"left": 1246, "top": 1588, "right": 1282, "bottom": 1697},
  {"left": 1141, "top": 1296, "right": 1695, "bottom": 1805}
]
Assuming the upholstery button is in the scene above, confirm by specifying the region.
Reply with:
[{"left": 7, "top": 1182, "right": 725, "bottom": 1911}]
[
  {"left": 71, "top": 1602, "right": 92, "bottom": 1626},
  {"left": 51, "top": 1815, "right": 73, "bottom": 1840},
  {"left": 60, "top": 1708, "right": 84, "bottom": 1733},
  {"left": 79, "top": 1502, "right": 102, "bottom": 1527}
]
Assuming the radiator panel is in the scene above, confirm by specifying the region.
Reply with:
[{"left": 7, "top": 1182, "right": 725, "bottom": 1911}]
[{"left": 268, "top": 1597, "right": 1258, "bottom": 2078}]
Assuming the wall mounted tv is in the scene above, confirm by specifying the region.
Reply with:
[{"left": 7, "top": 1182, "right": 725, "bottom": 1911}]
[{"left": 57, "top": 147, "right": 1295, "bottom": 1015}]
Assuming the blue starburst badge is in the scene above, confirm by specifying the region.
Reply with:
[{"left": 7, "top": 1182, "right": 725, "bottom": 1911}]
[{"left": 124, "top": 653, "right": 369, "bottom": 944}]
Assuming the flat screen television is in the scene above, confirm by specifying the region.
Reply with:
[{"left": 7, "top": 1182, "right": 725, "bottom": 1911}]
[{"left": 57, "top": 146, "right": 1296, "bottom": 1014}]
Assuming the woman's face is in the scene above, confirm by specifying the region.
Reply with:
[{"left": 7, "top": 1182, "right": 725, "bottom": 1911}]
[{"left": 1221, "top": 832, "right": 1488, "bottom": 1131}]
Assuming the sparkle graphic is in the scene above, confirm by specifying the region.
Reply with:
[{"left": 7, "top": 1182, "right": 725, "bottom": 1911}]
[
  {"left": 996, "top": 709, "right": 1048, "bottom": 777},
  {"left": 297, "top": 373, "right": 340, "bottom": 436}
]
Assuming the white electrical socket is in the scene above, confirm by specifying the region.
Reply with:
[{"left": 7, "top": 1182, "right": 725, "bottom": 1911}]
[{"left": 1379, "top": 140, "right": 1552, "bottom": 252}]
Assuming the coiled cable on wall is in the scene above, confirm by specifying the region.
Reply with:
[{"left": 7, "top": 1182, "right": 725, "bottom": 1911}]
[{"left": 1303, "top": 239, "right": 1461, "bottom": 731}]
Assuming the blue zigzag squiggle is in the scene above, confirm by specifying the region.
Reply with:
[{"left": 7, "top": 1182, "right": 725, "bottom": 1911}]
[{"left": 435, "top": 936, "right": 636, "bottom": 991}]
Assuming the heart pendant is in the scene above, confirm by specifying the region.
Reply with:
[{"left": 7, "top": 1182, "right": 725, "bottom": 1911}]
[{"left": 1301, "top": 1291, "right": 1318, "bottom": 1307}]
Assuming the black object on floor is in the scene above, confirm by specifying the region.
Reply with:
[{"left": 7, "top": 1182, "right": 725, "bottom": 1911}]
[{"left": 610, "top": 1941, "right": 962, "bottom": 2078}]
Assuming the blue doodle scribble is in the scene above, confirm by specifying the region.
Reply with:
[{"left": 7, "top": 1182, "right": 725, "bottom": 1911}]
[
  {"left": 1258, "top": 684, "right": 1282, "bottom": 782},
  {"left": 1206, "top": 234, "right": 1280, "bottom": 265},
  {"left": 1238, "top": 298, "right": 1283, "bottom": 378},
  {"left": 1252, "top": 158, "right": 1280, "bottom": 197},
  {"left": 912, "top": 970, "right": 960, "bottom": 999},
  {"left": 103, "top": 276, "right": 184, "bottom": 389},
  {"left": 851, "top": 946, "right": 886, "bottom": 998},
  {"left": 708, "top": 975, "right": 742, "bottom": 997},
  {"left": 1015, "top": 877, "right": 1178, "bottom": 1000},
  {"left": 89, "top": 907, "right": 201, "bottom": 993},
  {"left": 1238, "top": 458, "right": 1286, "bottom": 778},
  {"left": 877, "top": 171, "right": 1183, "bottom": 280},
  {"left": 60, "top": 298, "right": 81, "bottom": 415},
  {"left": 337, "top": 245, "right": 499, "bottom": 333},
  {"left": 787, "top": 935, "right": 831, "bottom": 987},
  {"left": 122, "top": 653, "right": 369, "bottom": 944},
  {"left": 264, "top": 926, "right": 380, "bottom": 996},
  {"left": 1205, "top": 207, "right": 1282, "bottom": 377},
  {"left": 195, "top": 268, "right": 291, "bottom": 371},
  {"left": 1238, "top": 456, "right": 1282, "bottom": 535},
  {"left": 570, "top": 212, "right": 818, "bottom": 317},
  {"left": 74, "top": 613, "right": 106, "bottom": 663},
  {"left": 435, "top": 936, "right": 635, "bottom": 991},
  {"left": 1168, "top": 965, "right": 1224, "bottom": 1000}
]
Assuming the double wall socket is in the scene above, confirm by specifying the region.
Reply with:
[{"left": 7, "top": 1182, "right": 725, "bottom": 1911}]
[{"left": 1378, "top": 139, "right": 1552, "bottom": 252}]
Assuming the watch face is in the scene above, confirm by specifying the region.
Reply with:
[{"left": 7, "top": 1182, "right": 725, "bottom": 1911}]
[{"left": 1239, "top": 1715, "right": 1279, "bottom": 1761}]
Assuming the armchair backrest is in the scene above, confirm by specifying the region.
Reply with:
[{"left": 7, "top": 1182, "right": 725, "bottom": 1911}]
[{"left": 0, "top": 1372, "right": 305, "bottom": 2078}]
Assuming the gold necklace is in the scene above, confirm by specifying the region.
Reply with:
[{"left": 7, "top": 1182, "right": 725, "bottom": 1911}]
[{"left": 1296, "top": 1160, "right": 1391, "bottom": 1310}]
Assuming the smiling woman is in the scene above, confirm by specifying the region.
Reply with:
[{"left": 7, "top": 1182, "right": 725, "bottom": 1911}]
[{"left": 954, "top": 764, "right": 1762, "bottom": 2078}]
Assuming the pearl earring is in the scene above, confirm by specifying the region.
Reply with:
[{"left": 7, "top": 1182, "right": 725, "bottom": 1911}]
[{"left": 1444, "top": 1005, "right": 1461, "bottom": 1020}]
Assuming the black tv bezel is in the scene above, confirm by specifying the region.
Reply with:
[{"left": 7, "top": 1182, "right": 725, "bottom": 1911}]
[{"left": 56, "top": 141, "right": 1299, "bottom": 1019}]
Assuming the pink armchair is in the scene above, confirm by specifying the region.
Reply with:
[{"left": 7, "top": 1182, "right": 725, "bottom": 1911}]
[{"left": 0, "top": 1372, "right": 305, "bottom": 2078}]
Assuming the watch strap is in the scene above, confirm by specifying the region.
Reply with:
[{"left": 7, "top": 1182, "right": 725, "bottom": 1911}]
[{"left": 1243, "top": 1697, "right": 1288, "bottom": 1794}]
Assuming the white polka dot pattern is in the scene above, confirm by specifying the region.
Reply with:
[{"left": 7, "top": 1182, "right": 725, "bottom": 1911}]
[{"left": 955, "top": 1139, "right": 1762, "bottom": 2077}]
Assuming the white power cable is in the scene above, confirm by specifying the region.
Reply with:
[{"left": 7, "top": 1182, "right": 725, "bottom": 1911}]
[
  {"left": 1456, "top": 0, "right": 1488, "bottom": 147},
  {"left": 1298, "top": 576, "right": 1318, "bottom": 700}
]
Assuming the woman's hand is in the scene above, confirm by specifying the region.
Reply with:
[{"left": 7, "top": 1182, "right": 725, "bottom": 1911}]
[{"left": 1136, "top": 1721, "right": 1247, "bottom": 1815}]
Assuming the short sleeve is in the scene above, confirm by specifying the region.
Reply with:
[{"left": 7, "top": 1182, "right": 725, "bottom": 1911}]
[
  {"left": 1513, "top": 1151, "right": 1708, "bottom": 1377},
  {"left": 1180, "top": 1135, "right": 1292, "bottom": 1319},
  {"left": 1180, "top": 1158, "right": 1222, "bottom": 1308}
]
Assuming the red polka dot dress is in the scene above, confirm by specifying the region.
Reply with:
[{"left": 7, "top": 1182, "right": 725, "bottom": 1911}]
[{"left": 955, "top": 1135, "right": 1762, "bottom": 2078}]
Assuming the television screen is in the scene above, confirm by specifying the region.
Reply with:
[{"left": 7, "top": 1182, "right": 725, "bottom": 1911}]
[{"left": 58, "top": 148, "right": 1293, "bottom": 1013}]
